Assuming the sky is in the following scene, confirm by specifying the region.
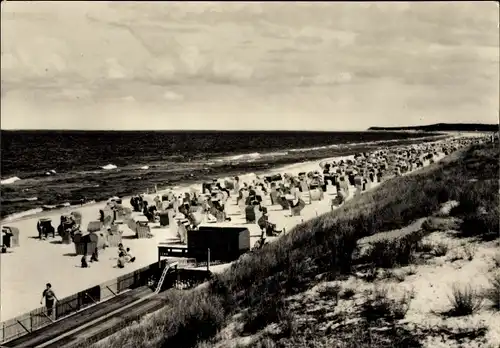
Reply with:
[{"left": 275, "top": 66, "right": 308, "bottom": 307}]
[{"left": 1, "top": 1, "right": 498, "bottom": 131}]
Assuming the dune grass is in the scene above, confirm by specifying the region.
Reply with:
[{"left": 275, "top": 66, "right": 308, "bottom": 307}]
[
  {"left": 361, "top": 285, "right": 413, "bottom": 322},
  {"left": 82, "top": 142, "right": 498, "bottom": 348},
  {"left": 485, "top": 272, "right": 500, "bottom": 310},
  {"left": 445, "top": 284, "right": 484, "bottom": 317}
]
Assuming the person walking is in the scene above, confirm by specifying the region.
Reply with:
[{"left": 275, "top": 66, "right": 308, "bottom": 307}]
[{"left": 40, "top": 283, "right": 57, "bottom": 317}]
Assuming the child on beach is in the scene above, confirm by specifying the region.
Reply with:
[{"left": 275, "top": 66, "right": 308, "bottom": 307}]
[
  {"left": 118, "top": 243, "right": 126, "bottom": 256},
  {"left": 117, "top": 256, "right": 125, "bottom": 268},
  {"left": 126, "top": 248, "right": 136, "bottom": 263},
  {"left": 40, "top": 283, "right": 57, "bottom": 316}
]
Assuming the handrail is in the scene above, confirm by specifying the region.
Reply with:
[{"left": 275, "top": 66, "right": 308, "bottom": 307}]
[{"left": 0, "top": 261, "right": 154, "bottom": 344}]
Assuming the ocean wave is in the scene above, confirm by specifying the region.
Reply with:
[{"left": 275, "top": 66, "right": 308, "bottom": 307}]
[
  {"left": 42, "top": 202, "right": 71, "bottom": 211},
  {"left": 1, "top": 197, "right": 38, "bottom": 204},
  {"left": 289, "top": 145, "right": 332, "bottom": 152},
  {"left": 1, "top": 208, "right": 44, "bottom": 222},
  {"left": 1, "top": 177, "right": 22, "bottom": 185},
  {"left": 140, "top": 166, "right": 149, "bottom": 170},
  {"left": 44, "top": 169, "right": 57, "bottom": 176},
  {"left": 264, "top": 151, "right": 289, "bottom": 157},
  {"left": 102, "top": 164, "right": 118, "bottom": 170},
  {"left": 229, "top": 152, "right": 261, "bottom": 161}
]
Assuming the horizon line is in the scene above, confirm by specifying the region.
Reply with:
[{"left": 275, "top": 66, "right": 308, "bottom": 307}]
[
  {"left": 1, "top": 122, "right": 498, "bottom": 132},
  {"left": 0, "top": 128, "right": 369, "bottom": 132}
]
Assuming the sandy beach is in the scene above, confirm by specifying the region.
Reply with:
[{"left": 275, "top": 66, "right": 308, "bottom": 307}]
[
  {"left": 0, "top": 135, "right": 482, "bottom": 322},
  {"left": 0, "top": 135, "right": 484, "bottom": 321},
  {"left": 0, "top": 153, "right": 352, "bottom": 321}
]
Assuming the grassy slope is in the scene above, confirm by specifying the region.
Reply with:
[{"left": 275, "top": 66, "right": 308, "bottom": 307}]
[{"left": 83, "top": 142, "right": 499, "bottom": 348}]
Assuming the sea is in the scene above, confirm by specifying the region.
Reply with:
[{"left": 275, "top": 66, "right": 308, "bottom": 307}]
[{"left": 0, "top": 130, "right": 442, "bottom": 220}]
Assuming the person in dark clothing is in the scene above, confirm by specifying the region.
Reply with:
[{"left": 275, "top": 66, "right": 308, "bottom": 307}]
[
  {"left": 179, "top": 203, "right": 190, "bottom": 217},
  {"left": 90, "top": 249, "right": 99, "bottom": 262},
  {"left": 81, "top": 255, "right": 89, "bottom": 268},
  {"left": 99, "top": 210, "right": 105, "bottom": 223},
  {"left": 257, "top": 210, "right": 281, "bottom": 238},
  {"left": 117, "top": 256, "right": 125, "bottom": 268},
  {"left": 40, "top": 283, "right": 57, "bottom": 316},
  {"left": 216, "top": 183, "right": 231, "bottom": 197}
]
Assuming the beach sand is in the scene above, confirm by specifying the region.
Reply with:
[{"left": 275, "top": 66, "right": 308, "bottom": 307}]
[
  {"left": 0, "top": 136, "right": 470, "bottom": 322},
  {"left": 0, "top": 154, "right": 355, "bottom": 321}
]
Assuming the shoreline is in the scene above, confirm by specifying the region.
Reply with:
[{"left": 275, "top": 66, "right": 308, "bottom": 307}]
[
  {"left": 0, "top": 152, "right": 356, "bottom": 322},
  {"left": 0, "top": 134, "right": 485, "bottom": 322},
  {"left": 0, "top": 156, "right": 338, "bottom": 225},
  {"left": 0, "top": 134, "right": 454, "bottom": 225}
]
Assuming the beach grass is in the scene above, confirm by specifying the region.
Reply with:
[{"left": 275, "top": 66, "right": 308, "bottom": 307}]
[{"left": 80, "top": 142, "right": 498, "bottom": 348}]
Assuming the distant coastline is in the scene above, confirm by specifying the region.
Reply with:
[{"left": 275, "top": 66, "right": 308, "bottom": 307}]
[{"left": 368, "top": 123, "right": 498, "bottom": 133}]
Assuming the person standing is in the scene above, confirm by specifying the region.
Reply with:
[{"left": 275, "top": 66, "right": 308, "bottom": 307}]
[{"left": 40, "top": 283, "right": 57, "bottom": 317}]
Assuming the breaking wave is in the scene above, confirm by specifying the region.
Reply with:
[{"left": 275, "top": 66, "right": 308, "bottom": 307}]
[
  {"left": 1, "top": 177, "right": 21, "bottom": 185},
  {"left": 101, "top": 164, "right": 118, "bottom": 170}
]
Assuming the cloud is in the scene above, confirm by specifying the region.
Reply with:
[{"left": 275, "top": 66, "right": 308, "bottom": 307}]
[
  {"left": 121, "top": 95, "right": 136, "bottom": 102},
  {"left": 163, "top": 91, "right": 184, "bottom": 101},
  {"left": 0, "top": 2, "right": 498, "bottom": 130}
]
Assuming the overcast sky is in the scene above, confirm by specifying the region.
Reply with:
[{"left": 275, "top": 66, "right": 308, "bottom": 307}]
[{"left": 1, "top": 2, "right": 498, "bottom": 131}]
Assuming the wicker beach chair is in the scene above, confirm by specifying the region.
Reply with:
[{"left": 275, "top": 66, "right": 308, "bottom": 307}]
[
  {"left": 238, "top": 196, "right": 247, "bottom": 215},
  {"left": 70, "top": 211, "right": 82, "bottom": 226},
  {"left": 309, "top": 188, "right": 324, "bottom": 201},
  {"left": 177, "top": 220, "right": 188, "bottom": 244},
  {"left": 269, "top": 190, "right": 279, "bottom": 205},
  {"left": 86, "top": 233, "right": 99, "bottom": 255},
  {"left": 300, "top": 181, "right": 309, "bottom": 193},
  {"left": 215, "top": 210, "right": 226, "bottom": 223},
  {"left": 136, "top": 222, "right": 151, "bottom": 239},
  {"left": 159, "top": 211, "right": 170, "bottom": 227},
  {"left": 291, "top": 198, "right": 306, "bottom": 216},
  {"left": 276, "top": 195, "right": 289, "bottom": 210},
  {"left": 87, "top": 221, "right": 102, "bottom": 233},
  {"left": 60, "top": 228, "right": 73, "bottom": 245},
  {"left": 245, "top": 205, "right": 257, "bottom": 223},
  {"left": 224, "top": 179, "right": 235, "bottom": 191}
]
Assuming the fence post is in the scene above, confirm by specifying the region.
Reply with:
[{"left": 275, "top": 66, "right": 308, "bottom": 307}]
[{"left": 207, "top": 248, "right": 210, "bottom": 272}]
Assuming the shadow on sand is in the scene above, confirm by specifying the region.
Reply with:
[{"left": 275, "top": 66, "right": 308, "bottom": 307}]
[
  {"left": 122, "top": 235, "right": 138, "bottom": 240},
  {"left": 163, "top": 238, "right": 183, "bottom": 245}
]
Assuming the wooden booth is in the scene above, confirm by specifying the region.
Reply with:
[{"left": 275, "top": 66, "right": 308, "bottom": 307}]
[
  {"left": 158, "top": 225, "right": 251, "bottom": 263},
  {"left": 73, "top": 232, "right": 99, "bottom": 256}
]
